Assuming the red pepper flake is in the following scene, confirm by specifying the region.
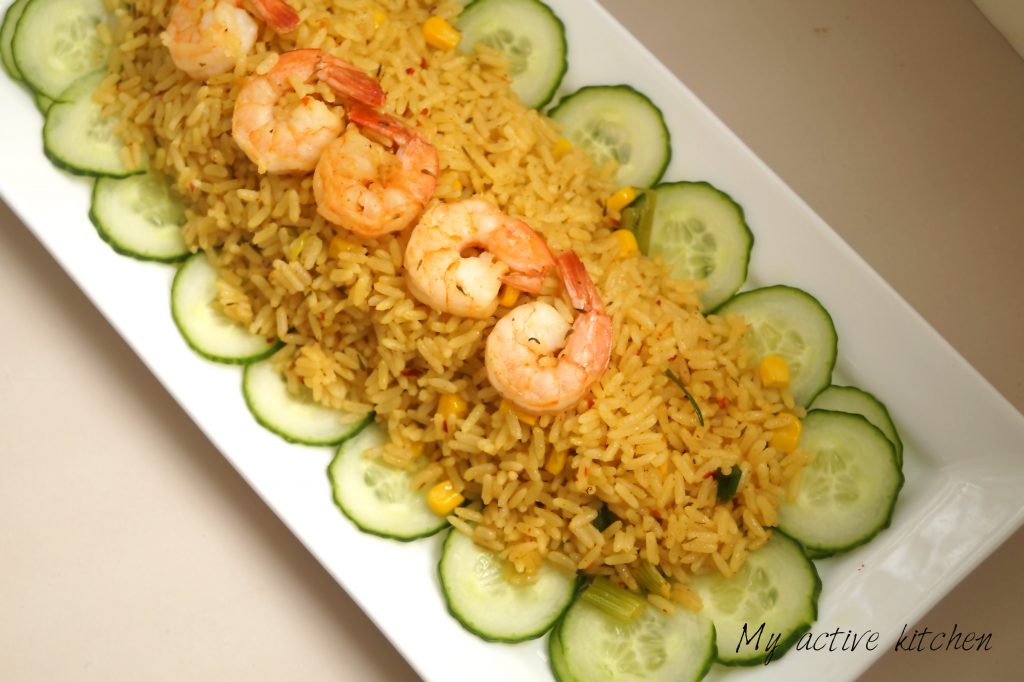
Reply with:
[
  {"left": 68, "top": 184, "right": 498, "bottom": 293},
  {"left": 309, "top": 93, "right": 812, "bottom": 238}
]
[
  {"left": 420, "top": 57, "right": 427, "bottom": 68},
  {"left": 406, "top": 67, "right": 415, "bottom": 75},
  {"left": 420, "top": 107, "right": 429, "bottom": 116},
  {"left": 318, "top": 312, "right": 326, "bottom": 321},
  {"left": 655, "top": 299, "right": 662, "bottom": 306},
  {"left": 401, "top": 368, "right": 423, "bottom": 377},
  {"left": 667, "top": 355, "right": 677, "bottom": 362},
  {"left": 703, "top": 471, "right": 714, "bottom": 479},
  {"left": 651, "top": 509, "right": 661, "bottom": 519},
  {"left": 266, "top": 338, "right": 275, "bottom": 344},
  {"left": 587, "top": 398, "right": 595, "bottom": 409},
  {"left": 636, "top": 343, "right": 643, "bottom": 355},
  {"left": 717, "top": 396, "right": 728, "bottom": 409},
  {"left": 610, "top": 218, "right": 620, "bottom": 227}
]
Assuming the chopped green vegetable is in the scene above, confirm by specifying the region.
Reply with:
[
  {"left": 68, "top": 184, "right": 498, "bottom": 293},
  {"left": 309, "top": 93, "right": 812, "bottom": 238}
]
[
  {"left": 620, "top": 188, "right": 656, "bottom": 235},
  {"left": 593, "top": 504, "right": 616, "bottom": 532},
  {"left": 713, "top": 467, "right": 742, "bottom": 501},
  {"left": 636, "top": 560, "right": 670, "bottom": 598},
  {"left": 665, "top": 369, "right": 704, "bottom": 426},
  {"left": 580, "top": 577, "right": 647, "bottom": 623}
]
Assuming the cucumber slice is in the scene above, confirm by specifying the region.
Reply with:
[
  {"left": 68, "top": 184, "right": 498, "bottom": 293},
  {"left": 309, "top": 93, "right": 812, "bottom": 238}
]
[
  {"left": 458, "top": 0, "right": 567, "bottom": 108},
  {"left": 559, "top": 594, "right": 715, "bottom": 682},
  {"left": 638, "top": 181, "right": 753, "bottom": 310},
  {"left": 44, "top": 70, "right": 145, "bottom": 178},
  {"left": 244, "top": 359, "right": 373, "bottom": 446},
  {"left": 329, "top": 424, "right": 448, "bottom": 540},
  {"left": 90, "top": 172, "right": 189, "bottom": 263},
  {"left": 716, "top": 285, "right": 837, "bottom": 406},
  {"left": 171, "top": 253, "right": 281, "bottom": 364},
  {"left": 549, "top": 85, "right": 670, "bottom": 188},
  {"left": 549, "top": 621, "right": 580, "bottom": 682},
  {"left": 690, "top": 532, "right": 820, "bottom": 666},
  {"left": 810, "top": 385, "right": 903, "bottom": 465},
  {"left": 439, "top": 529, "right": 576, "bottom": 642},
  {"left": 778, "top": 410, "right": 903, "bottom": 556},
  {"left": 12, "top": 0, "right": 109, "bottom": 99},
  {"left": 34, "top": 91, "right": 53, "bottom": 112},
  {"left": 1, "top": 0, "right": 30, "bottom": 80}
]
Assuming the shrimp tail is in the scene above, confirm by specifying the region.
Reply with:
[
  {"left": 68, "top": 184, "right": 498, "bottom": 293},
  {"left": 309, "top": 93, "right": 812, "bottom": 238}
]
[
  {"left": 246, "top": 0, "right": 300, "bottom": 33},
  {"left": 316, "top": 54, "right": 386, "bottom": 108},
  {"left": 347, "top": 103, "right": 417, "bottom": 147},
  {"left": 556, "top": 251, "right": 606, "bottom": 314},
  {"left": 500, "top": 270, "right": 548, "bottom": 294}
]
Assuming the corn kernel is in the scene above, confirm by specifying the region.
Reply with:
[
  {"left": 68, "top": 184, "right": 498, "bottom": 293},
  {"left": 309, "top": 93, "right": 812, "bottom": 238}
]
[
  {"left": 758, "top": 354, "right": 790, "bottom": 388},
  {"left": 544, "top": 449, "right": 567, "bottom": 476},
  {"left": 607, "top": 186, "right": 638, "bottom": 214},
  {"left": 499, "top": 285, "right": 520, "bottom": 308},
  {"left": 770, "top": 413, "right": 803, "bottom": 453},
  {"left": 452, "top": 179, "right": 463, "bottom": 192},
  {"left": 502, "top": 399, "right": 537, "bottom": 425},
  {"left": 552, "top": 137, "right": 573, "bottom": 160},
  {"left": 427, "top": 480, "right": 464, "bottom": 516},
  {"left": 611, "top": 229, "right": 638, "bottom": 258},
  {"left": 438, "top": 393, "right": 468, "bottom": 420},
  {"left": 423, "top": 16, "right": 460, "bottom": 50},
  {"left": 328, "top": 235, "right": 361, "bottom": 258},
  {"left": 370, "top": 5, "right": 387, "bottom": 29}
]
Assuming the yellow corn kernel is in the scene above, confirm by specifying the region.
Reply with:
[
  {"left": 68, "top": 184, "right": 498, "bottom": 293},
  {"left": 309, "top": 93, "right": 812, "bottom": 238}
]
[
  {"left": 552, "top": 137, "right": 573, "bottom": 160},
  {"left": 758, "top": 354, "right": 790, "bottom": 388},
  {"left": 452, "top": 178, "right": 463, "bottom": 192},
  {"left": 502, "top": 399, "right": 537, "bottom": 425},
  {"left": 328, "top": 235, "right": 361, "bottom": 258},
  {"left": 611, "top": 229, "right": 638, "bottom": 258},
  {"left": 606, "top": 186, "right": 637, "bottom": 214},
  {"left": 438, "top": 393, "right": 468, "bottom": 420},
  {"left": 770, "top": 413, "right": 803, "bottom": 453},
  {"left": 370, "top": 5, "right": 387, "bottom": 29},
  {"left": 544, "top": 449, "right": 567, "bottom": 476},
  {"left": 515, "top": 408, "right": 537, "bottom": 426},
  {"left": 423, "top": 16, "right": 461, "bottom": 50},
  {"left": 427, "top": 480, "right": 464, "bottom": 516},
  {"left": 499, "top": 285, "right": 520, "bottom": 308}
]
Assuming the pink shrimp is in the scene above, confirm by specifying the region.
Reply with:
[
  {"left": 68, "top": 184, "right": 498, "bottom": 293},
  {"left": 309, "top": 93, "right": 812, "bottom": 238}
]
[
  {"left": 485, "top": 251, "right": 612, "bottom": 415},
  {"left": 404, "top": 198, "right": 556, "bottom": 319},
  {"left": 231, "top": 49, "right": 386, "bottom": 174},
  {"left": 313, "top": 104, "right": 438, "bottom": 236},
  {"left": 161, "top": 0, "right": 300, "bottom": 80}
]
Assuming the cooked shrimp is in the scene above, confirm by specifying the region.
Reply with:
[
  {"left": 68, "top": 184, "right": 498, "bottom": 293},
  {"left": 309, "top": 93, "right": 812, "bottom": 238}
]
[
  {"left": 161, "top": 0, "right": 300, "bottom": 80},
  {"left": 404, "top": 198, "right": 555, "bottom": 319},
  {"left": 231, "top": 49, "right": 386, "bottom": 174},
  {"left": 313, "top": 104, "right": 438, "bottom": 236},
  {"left": 485, "top": 251, "right": 612, "bottom": 415}
]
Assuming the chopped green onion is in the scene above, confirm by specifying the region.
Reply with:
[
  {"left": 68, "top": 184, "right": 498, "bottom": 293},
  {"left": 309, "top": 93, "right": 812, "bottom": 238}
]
[
  {"left": 594, "top": 504, "right": 617, "bottom": 532},
  {"left": 620, "top": 188, "right": 657, "bottom": 239},
  {"left": 636, "top": 560, "right": 670, "bottom": 598},
  {"left": 713, "top": 467, "right": 742, "bottom": 501},
  {"left": 665, "top": 369, "right": 704, "bottom": 426},
  {"left": 581, "top": 577, "right": 647, "bottom": 623}
]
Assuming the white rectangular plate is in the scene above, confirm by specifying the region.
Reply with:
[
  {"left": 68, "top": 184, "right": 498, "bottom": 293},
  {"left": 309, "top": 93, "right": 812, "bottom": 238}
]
[{"left": 2, "top": 1, "right": 1023, "bottom": 680}]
